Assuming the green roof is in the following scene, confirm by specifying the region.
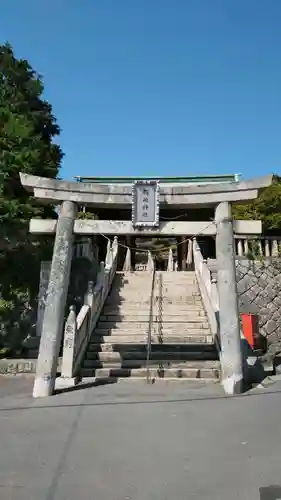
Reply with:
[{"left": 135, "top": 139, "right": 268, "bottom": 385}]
[{"left": 74, "top": 174, "right": 240, "bottom": 184}]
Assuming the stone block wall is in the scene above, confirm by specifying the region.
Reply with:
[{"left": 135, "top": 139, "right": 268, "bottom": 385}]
[{"left": 236, "top": 259, "right": 281, "bottom": 354}]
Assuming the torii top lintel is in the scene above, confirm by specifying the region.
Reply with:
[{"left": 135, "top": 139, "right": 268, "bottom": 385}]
[{"left": 19, "top": 173, "right": 273, "bottom": 208}]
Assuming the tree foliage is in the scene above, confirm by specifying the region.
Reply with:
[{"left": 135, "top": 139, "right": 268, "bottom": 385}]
[
  {"left": 233, "top": 175, "right": 281, "bottom": 232},
  {"left": 0, "top": 43, "right": 62, "bottom": 351}
]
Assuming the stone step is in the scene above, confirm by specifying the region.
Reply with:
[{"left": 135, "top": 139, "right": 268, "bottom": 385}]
[
  {"left": 116, "top": 283, "right": 198, "bottom": 288},
  {"left": 89, "top": 334, "right": 213, "bottom": 344},
  {"left": 95, "top": 323, "right": 210, "bottom": 332},
  {"left": 160, "top": 290, "right": 200, "bottom": 293},
  {"left": 92, "top": 330, "right": 212, "bottom": 340},
  {"left": 106, "top": 298, "right": 202, "bottom": 305},
  {"left": 120, "top": 274, "right": 197, "bottom": 285},
  {"left": 111, "top": 283, "right": 199, "bottom": 288},
  {"left": 96, "top": 327, "right": 210, "bottom": 335},
  {"left": 160, "top": 280, "right": 198, "bottom": 284},
  {"left": 115, "top": 274, "right": 196, "bottom": 277},
  {"left": 101, "top": 308, "right": 206, "bottom": 316},
  {"left": 108, "top": 295, "right": 202, "bottom": 302},
  {"left": 80, "top": 365, "right": 220, "bottom": 380},
  {"left": 159, "top": 272, "right": 196, "bottom": 275},
  {"left": 109, "top": 285, "right": 200, "bottom": 297},
  {"left": 82, "top": 359, "right": 219, "bottom": 369},
  {"left": 118, "top": 271, "right": 196, "bottom": 274},
  {"left": 106, "top": 298, "right": 202, "bottom": 306},
  {"left": 103, "top": 302, "right": 204, "bottom": 315},
  {"left": 120, "top": 284, "right": 199, "bottom": 288},
  {"left": 87, "top": 342, "right": 216, "bottom": 353},
  {"left": 101, "top": 312, "right": 207, "bottom": 319},
  {"left": 110, "top": 291, "right": 200, "bottom": 297},
  {"left": 99, "top": 315, "right": 209, "bottom": 324},
  {"left": 120, "top": 277, "right": 197, "bottom": 282},
  {"left": 120, "top": 270, "right": 196, "bottom": 274},
  {"left": 160, "top": 278, "right": 197, "bottom": 281},
  {"left": 112, "top": 291, "right": 200, "bottom": 296},
  {"left": 115, "top": 283, "right": 198, "bottom": 288},
  {"left": 97, "top": 319, "right": 208, "bottom": 328},
  {"left": 85, "top": 350, "right": 217, "bottom": 362},
  {"left": 159, "top": 278, "right": 198, "bottom": 282},
  {"left": 115, "top": 283, "right": 196, "bottom": 286},
  {"left": 119, "top": 274, "right": 197, "bottom": 279},
  {"left": 114, "top": 282, "right": 199, "bottom": 287},
  {"left": 162, "top": 286, "right": 200, "bottom": 289},
  {"left": 103, "top": 304, "right": 204, "bottom": 312},
  {"left": 93, "top": 332, "right": 211, "bottom": 342},
  {"left": 108, "top": 294, "right": 200, "bottom": 300},
  {"left": 122, "top": 292, "right": 201, "bottom": 295},
  {"left": 100, "top": 312, "right": 207, "bottom": 320}
]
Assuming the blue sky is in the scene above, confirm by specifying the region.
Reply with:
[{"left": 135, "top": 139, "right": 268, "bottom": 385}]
[{"left": 1, "top": 0, "right": 281, "bottom": 180}]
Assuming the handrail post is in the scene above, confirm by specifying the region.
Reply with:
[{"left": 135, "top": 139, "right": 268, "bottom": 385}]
[
  {"left": 61, "top": 305, "right": 77, "bottom": 381},
  {"left": 147, "top": 251, "right": 154, "bottom": 273},
  {"left": 167, "top": 248, "right": 173, "bottom": 271},
  {"left": 84, "top": 280, "right": 94, "bottom": 334}
]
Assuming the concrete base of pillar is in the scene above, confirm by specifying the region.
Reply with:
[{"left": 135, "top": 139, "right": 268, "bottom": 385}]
[
  {"left": 33, "top": 376, "right": 56, "bottom": 398},
  {"left": 221, "top": 374, "right": 243, "bottom": 395},
  {"left": 55, "top": 376, "right": 79, "bottom": 391}
]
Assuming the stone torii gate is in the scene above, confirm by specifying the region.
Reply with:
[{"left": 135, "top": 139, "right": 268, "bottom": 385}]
[{"left": 20, "top": 172, "right": 272, "bottom": 397}]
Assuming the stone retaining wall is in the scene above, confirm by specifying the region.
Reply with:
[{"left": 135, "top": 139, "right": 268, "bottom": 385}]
[
  {"left": 0, "top": 359, "right": 37, "bottom": 375},
  {"left": 0, "top": 357, "right": 62, "bottom": 375},
  {"left": 236, "top": 259, "right": 281, "bottom": 355}
]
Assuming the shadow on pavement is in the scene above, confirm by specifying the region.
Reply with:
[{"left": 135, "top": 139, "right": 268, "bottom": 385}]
[
  {"left": 260, "top": 485, "right": 281, "bottom": 500},
  {"left": 55, "top": 377, "right": 118, "bottom": 395}
]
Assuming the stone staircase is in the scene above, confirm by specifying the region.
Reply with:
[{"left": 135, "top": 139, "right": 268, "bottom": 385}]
[{"left": 80, "top": 271, "right": 220, "bottom": 381}]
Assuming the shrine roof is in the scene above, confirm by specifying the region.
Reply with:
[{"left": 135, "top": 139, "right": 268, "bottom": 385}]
[{"left": 73, "top": 174, "right": 240, "bottom": 184}]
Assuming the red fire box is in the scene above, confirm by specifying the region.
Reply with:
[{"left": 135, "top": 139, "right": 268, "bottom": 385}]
[{"left": 241, "top": 313, "right": 261, "bottom": 350}]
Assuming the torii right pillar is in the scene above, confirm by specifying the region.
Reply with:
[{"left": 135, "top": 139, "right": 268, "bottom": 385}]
[{"left": 215, "top": 201, "right": 243, "bottom": 395}]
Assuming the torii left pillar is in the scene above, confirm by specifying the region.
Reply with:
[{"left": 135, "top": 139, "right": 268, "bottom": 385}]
[
  {"left": 215, "top": 201, "right": 243, "bottom": 395},
  {"left": 33, "top": 201, "right": 77, "bottom": 398}
]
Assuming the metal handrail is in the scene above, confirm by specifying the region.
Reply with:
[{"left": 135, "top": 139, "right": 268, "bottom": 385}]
[{"left": 146, "top": 259, "right": 156, "bottom": 383}]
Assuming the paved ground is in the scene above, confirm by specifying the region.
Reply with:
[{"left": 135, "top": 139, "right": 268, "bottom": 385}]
[{"left": 0, "top": 376, "right": 281, "bottom": 500}]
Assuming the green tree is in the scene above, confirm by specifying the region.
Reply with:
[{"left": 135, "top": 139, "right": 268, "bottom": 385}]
[
  {"left": 0, "top": 43, "right": 62, "bottom": 352},
  {"left": 233, "top": 175, "right": 281, "bottom": 232}
]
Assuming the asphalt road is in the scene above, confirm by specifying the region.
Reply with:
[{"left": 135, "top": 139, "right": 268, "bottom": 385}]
[{"left": 0, "top": 376, "right": 281, "bottom": 500}]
